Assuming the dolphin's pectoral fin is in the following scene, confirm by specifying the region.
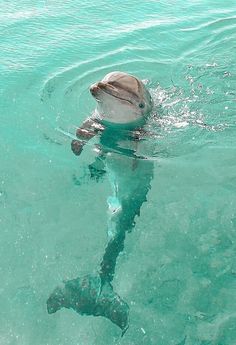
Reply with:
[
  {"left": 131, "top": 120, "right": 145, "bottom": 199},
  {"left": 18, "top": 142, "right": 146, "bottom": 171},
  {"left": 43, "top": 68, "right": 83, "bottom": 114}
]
[
  {"left": 88, "top": 156, "right": 106, "bottom": 181},
  {"left": 47, "top": 274, "right": 129, "bottom": 333},
  {"left": 89, "top": 163, "right": 106, "bottom": 181}
]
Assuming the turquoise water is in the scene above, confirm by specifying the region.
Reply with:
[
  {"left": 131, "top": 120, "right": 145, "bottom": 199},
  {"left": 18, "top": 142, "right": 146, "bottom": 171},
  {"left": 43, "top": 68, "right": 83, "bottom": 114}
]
[{"left": 1, "top": 0, "right": 236, "bottom": 344}]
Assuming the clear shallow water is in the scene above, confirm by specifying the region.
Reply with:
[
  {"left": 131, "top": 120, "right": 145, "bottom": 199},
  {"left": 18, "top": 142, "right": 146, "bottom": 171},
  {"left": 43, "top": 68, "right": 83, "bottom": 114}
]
[{"left": 1, "top": 1, "right": 236, "bottom": 344}]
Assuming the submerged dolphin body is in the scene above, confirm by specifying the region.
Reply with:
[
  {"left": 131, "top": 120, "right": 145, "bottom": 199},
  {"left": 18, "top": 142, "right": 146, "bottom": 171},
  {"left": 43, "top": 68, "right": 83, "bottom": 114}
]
[{"left": 47, "top": 72, "right": 154, "bottom": 333}]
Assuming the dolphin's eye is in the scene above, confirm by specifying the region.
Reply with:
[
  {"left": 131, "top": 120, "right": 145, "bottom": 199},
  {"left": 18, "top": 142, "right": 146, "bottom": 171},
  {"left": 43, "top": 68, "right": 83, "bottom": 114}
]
[{"left": 139, "top": 103, "right": 145, "bottom": 109}]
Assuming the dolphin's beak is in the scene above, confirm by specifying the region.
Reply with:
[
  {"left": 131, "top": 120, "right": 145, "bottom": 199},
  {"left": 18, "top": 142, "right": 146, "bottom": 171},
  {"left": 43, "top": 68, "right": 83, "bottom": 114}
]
[
  {"left": 90, "top": 82, "right": 134, "bottom": 105},
  {"left": 90, "top": 82, "right": 112, "bottom": 97}
]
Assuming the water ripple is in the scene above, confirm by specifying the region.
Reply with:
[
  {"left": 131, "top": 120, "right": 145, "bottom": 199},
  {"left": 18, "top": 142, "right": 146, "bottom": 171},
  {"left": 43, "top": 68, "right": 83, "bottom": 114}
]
[{"left": 180, "top": 16, "right": 236, "bottom": 32}]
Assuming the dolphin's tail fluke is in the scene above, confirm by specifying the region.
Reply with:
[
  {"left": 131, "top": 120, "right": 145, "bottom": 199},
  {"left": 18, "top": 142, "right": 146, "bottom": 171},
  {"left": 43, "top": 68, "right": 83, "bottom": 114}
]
[{"left": 47, "top": 274, "right": 129, "bottom": 334}]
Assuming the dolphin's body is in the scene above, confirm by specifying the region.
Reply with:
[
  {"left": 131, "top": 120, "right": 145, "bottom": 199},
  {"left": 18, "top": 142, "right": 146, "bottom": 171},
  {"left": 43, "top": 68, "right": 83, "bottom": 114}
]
[{"left": 47, "top": 72, "right": 153, "bottom": 334}]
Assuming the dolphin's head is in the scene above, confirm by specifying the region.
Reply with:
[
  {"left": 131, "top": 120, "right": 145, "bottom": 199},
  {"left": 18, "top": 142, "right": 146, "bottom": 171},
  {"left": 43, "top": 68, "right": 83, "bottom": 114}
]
[{"left": 90, "top": 71, "right": 153, "bottom": 126}]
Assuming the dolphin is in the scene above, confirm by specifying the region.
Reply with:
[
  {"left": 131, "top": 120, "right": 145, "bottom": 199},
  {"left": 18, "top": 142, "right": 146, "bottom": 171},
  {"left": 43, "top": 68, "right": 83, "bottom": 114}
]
[{"left": 47, "top": 72, "right": 154, "bottom": 334}]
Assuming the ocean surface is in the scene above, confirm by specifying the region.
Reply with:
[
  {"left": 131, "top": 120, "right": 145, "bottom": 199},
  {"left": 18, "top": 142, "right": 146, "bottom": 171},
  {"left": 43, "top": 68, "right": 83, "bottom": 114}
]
[{"left": 1, "top": 1, "right": 236, "bottom": 344}]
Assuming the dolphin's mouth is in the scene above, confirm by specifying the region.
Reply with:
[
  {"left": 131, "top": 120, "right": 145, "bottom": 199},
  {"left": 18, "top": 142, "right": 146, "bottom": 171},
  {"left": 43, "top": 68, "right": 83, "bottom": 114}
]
[
  {"left": 103, "top": 88, "right": 133, "bottom": 104},
  {"left": 90, "top": 82, "right": 135, "bottom": 105}
]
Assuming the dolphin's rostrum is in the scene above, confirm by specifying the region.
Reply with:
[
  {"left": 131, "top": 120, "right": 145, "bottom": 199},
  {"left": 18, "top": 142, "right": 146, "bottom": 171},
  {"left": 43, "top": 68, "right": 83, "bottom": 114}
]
[{"left": 47, "top": 72, "right": 153, "bottom": 334}]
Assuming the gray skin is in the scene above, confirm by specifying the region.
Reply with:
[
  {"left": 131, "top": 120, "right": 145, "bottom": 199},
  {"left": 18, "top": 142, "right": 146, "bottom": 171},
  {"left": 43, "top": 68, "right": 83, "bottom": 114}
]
[
  {"left": 71, "top": 71, "right": 153, "bottom": 155},
  {"left": 47, "top": 72, "right": 154, "bottom": 334}
]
